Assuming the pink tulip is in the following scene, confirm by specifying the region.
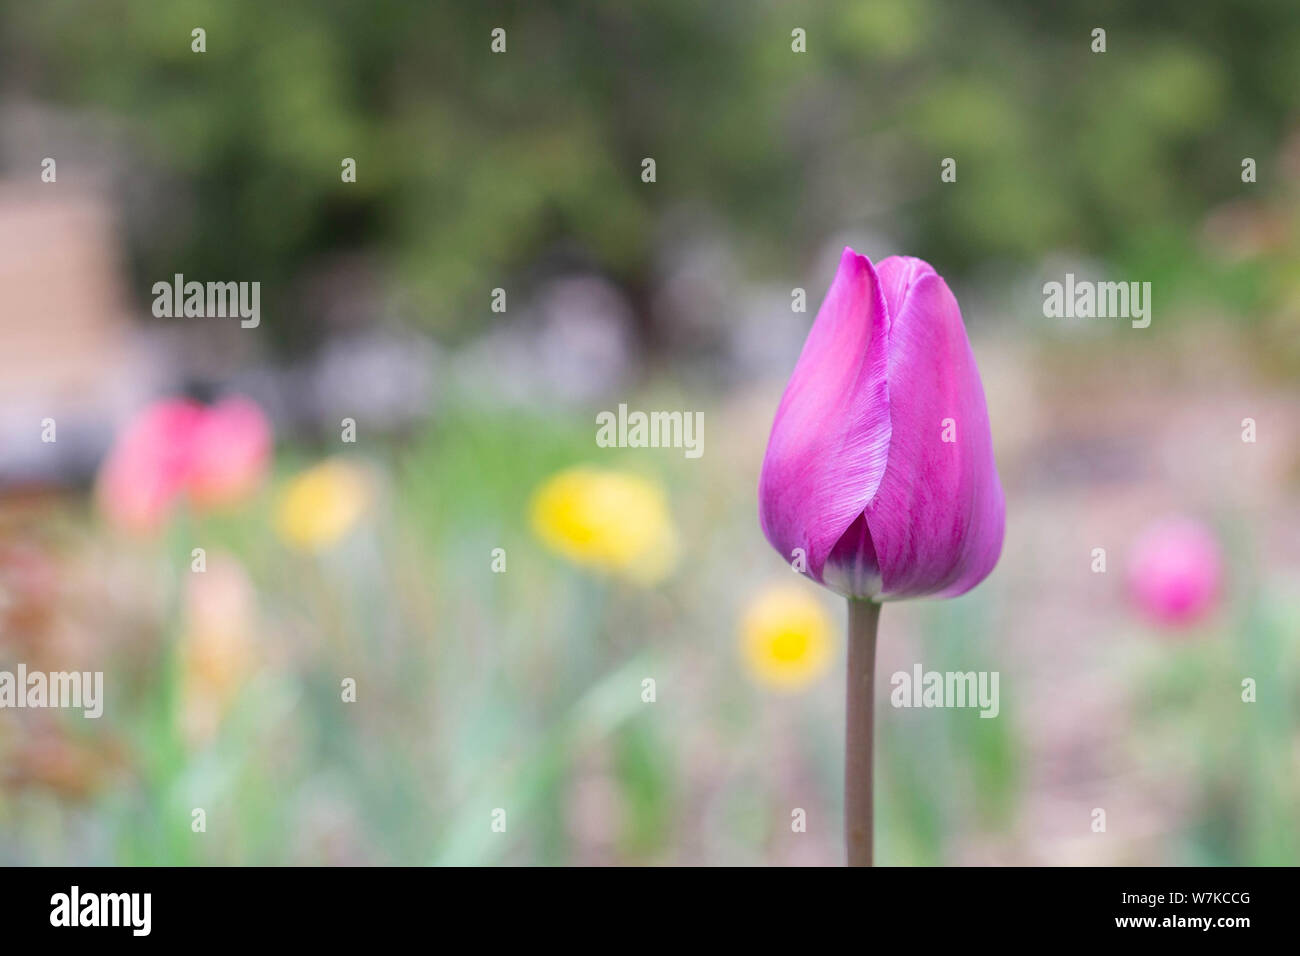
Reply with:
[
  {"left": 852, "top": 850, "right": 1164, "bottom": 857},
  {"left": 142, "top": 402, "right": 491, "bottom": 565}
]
[
  {"left": 186, "top": 397, "right": 273, "bottom": 508},
  {"left": 97, "top": 399, "right": 204, "bottom": 533},
  {"left": 1126, "top": 517, "right": 1223, "bottom": 628},
  {"left": 759, "top": 248, "right": 1005, "bottom": 601},
  {"left": 97, "top": 396, "right": 271, "bottom": 533},
  {"left": 757, "top": 248, "right": 1005, "bottom": 867}
]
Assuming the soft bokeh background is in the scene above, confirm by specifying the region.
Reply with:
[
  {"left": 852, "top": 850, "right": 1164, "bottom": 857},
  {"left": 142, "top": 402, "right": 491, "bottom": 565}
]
[{"left": 1, "top": 1, "right": 1298, "bottom": 865}]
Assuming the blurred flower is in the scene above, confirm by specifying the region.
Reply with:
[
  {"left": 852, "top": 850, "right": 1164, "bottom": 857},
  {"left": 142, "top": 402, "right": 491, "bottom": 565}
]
[
  {"left": 97, "top": 399, "right": 200, "bottom": 532},
  {"left": 758, "top": 249, "right": 1004, "bottom": 600},
  {"left": 740, "top": 584, "right": 834, "bottom": 691},
  {"left": 275, "top": 458, "right": 372, "bottom": 553},
  {"left": 180, "top": 553, "right": 257, "bottom": 745},
  {"left": 97, "top": 396, "right": 271, "bottom": 532},
  {"left": 1126, "top": 517, "right": 1223, "bottom": 628},
  {"left": 530, "top": 467, "right": 677, "bottom": 584},
  {"left": 186, "top": 397, "right": 274, "bottom": 508}
]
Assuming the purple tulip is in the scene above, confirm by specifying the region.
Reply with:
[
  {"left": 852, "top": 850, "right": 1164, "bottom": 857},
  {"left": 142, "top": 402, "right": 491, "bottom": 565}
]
[
  {"left": 756, "top": 248, "right": 1005, "bottom": 866},
  {"left": 759, "top": 248, "right": 1005, "bottom": 601}
]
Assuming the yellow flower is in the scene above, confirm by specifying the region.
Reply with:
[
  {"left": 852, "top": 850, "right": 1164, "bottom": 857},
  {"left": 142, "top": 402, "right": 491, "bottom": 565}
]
[
  {"left": 180, "top": 553, "right": 256, "bottom": 746},
  {"left": 530, "top": 467, "right": 678, "bottom": 584},
  {"left": 275, "top": 459, "right": 371, "bottom": 553},
  {"left": 741, "top": 584, "right": 834, "bottom": 691}
]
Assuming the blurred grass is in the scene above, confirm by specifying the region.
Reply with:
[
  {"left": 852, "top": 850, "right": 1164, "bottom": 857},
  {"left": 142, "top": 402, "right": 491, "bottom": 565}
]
[{"left": 0, "top": 397, "right": 1297, "bottom": 865}]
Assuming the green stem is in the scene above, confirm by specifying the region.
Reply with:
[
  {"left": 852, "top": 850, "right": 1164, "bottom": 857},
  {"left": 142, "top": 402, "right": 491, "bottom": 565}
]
[{"left": 845, "top": 598, "right": 880, "bottom": 867}]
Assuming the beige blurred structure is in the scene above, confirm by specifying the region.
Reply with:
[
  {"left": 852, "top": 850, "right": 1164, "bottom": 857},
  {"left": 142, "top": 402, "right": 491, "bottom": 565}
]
[{"left": 0, "top": 183, "right": 149, "bottom": 485}]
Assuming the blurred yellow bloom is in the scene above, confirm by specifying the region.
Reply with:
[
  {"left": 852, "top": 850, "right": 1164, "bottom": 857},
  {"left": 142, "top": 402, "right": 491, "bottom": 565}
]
[
  {"left": 180, "top": 553, "right": 256, "bottom": 746},
  {"left": 530, "top": 467, "right": 678, "bottom": 584},
  {"left": 275, "top": 459, "right": 371, "bottom": 553},
  {"left": 741, "top": 584, "right": 834, "bottom": 691}
]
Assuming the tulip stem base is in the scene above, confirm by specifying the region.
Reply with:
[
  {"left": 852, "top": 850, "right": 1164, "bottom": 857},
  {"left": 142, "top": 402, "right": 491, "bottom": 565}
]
[{"left": 845, "top": 597, "right": 880, "bottom": 867}]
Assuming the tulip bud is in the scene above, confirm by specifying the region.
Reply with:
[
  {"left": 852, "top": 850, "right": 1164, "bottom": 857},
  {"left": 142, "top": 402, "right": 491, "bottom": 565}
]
[
  {"left": 97, "top": 396, "right": 272, "bottom": 533},
  {"left": 759, "top": 248, "right": 1005, "bottom": 600},
  {"left": 1126, "top": 517, "right": 1223, "bottom": 628},
  {"left": 186, "top": 397, "right": 272, "bottom": 509}
]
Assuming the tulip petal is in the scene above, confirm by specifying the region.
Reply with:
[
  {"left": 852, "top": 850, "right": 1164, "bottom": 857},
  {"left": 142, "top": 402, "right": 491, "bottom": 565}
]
[
  {"left": 863, "top": 258, "right": 1004, "bottom": 598},
  {"left": 759, "top": 249, "right": 892, "bottom": 584},
  {"left": 823, "top": 511, "right": 882, "bottom": 596},
  {"left": 97, "top": 399, "right": 205, "bottom": 532},
  {"left": 1126, "top": 517, "right": 1222, "bottom": 628},
  {"left": 187, "top": 397, "right": 272, "bottom": 507}
]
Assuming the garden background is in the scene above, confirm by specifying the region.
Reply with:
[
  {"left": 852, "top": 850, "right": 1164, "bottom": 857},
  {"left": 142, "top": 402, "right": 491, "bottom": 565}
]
[{"left": 0, "top": 0, "right": 1297, "bottom": 865}]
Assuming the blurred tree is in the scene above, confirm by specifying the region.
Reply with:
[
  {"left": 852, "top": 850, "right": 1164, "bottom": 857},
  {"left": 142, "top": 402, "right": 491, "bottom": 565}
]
[{"left": 5, "top": 0, "right": 1299, "bottom": 348}]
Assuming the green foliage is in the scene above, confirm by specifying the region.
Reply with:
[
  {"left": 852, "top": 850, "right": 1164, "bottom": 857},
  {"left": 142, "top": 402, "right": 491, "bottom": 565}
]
[{"left": 8, "top": 0, "right": 1299, "bottom": 344}]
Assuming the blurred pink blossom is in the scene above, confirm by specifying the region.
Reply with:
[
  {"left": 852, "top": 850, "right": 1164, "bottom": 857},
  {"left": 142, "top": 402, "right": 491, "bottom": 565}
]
[
  {"left": 97, "top": 396, "right": 271, "bottom": 533},
  {"left": 1126, "top": 517, "right": 1223, "bottom": 628},
  {"left": 186, "top": 398, "right": 273, "bottom": 508}
]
